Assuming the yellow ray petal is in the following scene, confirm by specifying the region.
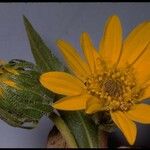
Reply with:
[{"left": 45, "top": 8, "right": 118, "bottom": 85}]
[
  {"left": 111, "top": 111, "right": 137, "bottom": 145},
  {"left": 126, "top": 103, "right": 150, "bottom": 124},
  {"left": 132, "top": 43, "right": 150, "bottom": 85},
  {"left": 118, "top": 22, "right": 150, "bottom": 67},
  {"left": 85, "top": 96, "right": 102, "bottom": 114},
  {"left": 57, "top": 40, "right": 90, "bottom": 80},
  {"left": 52, "top": 94, "right": 90, "bottom": 110},
  {"left": 99, "top": 15, "right": 122, "bottom": 66},
  {"left": 40, "top": 72, "right": 85, "bottom": 96},
  {"left": 80, "top": 32, "right": 96, "bottom": 73}
]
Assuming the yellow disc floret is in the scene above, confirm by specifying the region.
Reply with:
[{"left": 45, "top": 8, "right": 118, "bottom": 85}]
[{"left": 84, "top": 64, "right": 143, "bottom": 112}]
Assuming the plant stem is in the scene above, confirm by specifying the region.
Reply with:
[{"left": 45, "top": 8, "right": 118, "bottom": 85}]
[
  {"left": 49, "top": 113, "right": 78, "bottom": 148},
  {"left": 98, "top": 129, "right": 108, "bottom": 148}
]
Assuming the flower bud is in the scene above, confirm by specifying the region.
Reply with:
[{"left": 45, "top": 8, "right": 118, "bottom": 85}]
[{"left": 0, "top": 59, "right": 54, "bottom": 129}]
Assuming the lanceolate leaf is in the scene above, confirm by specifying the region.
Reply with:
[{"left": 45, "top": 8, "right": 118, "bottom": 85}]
[
  {"left": 23, "top": 16, "right": 64, "bottom": 72},
  {"left": 60, "top": 111, "right": 98, "bottom": 148},
  {"left": 23, "top": 16, "right": 99, "bottom": 147}
]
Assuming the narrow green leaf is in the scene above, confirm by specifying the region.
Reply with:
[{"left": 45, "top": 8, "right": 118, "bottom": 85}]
[
  {"left": 23, "top": 16, "right": 99, "bottom": 147},
  {"left": 23, "top": 16, "right": 64, "bottom": 72},
  {"left": 60, "top": 111, "right": 98, "bottom": 148}
]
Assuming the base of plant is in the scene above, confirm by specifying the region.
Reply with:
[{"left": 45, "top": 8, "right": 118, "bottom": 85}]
[{"left": 47, "top": 126, "right": 68, "bottom": 148}]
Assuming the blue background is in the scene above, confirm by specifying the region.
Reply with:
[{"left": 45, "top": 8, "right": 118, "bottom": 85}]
[{"left": 1, "top": 3, "right": 150, "bottom": 148}]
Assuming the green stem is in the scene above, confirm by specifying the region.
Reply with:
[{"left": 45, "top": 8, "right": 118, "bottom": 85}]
[{"left": 49, "top": 113, "right": 78, "bottom": 148}]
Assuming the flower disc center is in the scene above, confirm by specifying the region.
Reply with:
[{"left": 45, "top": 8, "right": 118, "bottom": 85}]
[{"left": 103, "top": 79, "right": 123, "bottom": 97}]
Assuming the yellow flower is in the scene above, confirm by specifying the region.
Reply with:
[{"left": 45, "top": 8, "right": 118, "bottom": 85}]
[{"left": 40, "top": 15, "right": 150, "bottom": 145}]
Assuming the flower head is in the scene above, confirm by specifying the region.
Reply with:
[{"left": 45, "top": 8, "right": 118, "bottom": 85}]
[{"left": 40, "top": 15, "right": 150, "bottom": 145}]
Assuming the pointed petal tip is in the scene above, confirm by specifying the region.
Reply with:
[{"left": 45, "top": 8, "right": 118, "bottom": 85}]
[
  {"left": 85, "top": 97, "right": 103, "bottom": 114},
  {"left": 85, "top": 110, "right": 92, "bottom": 114},
  {"left": 80, "top": 32, "right": 90, "bottom": 43},
  {"left": 107, "top": 15, "right": 121, "bottom": 28},
  {"left": 111, "top": 111, "right": 137, "bottom": 146},
  {"left": 51, "top": 103, "right": 60, "bottom": 110},
  {"left": 52, "top": 93, "right": 91, "bottom": 111},
  {"left": 56, "top": 39, "right": 63, "bottom": 45},
  {"left": 109, "top": 15, "right": 120, "bottom": 21},
  {"left": 85, "top": 105, "right": 94, "bottom": 114},
  {"left": 52, "top": 102, "right": 69, "bottom": 111},
  {"left": 99, "top": 14, "right": 122, "bottom": 65},
  {"left": 85, "top": 106, "right": 99, "bottom": 114},
  {"left": 56, "top": 39, "right": 68, "bottom": 48},
  {"left": 128, "top": 138, "right": 136, "bottom": 146},
  {"left": 81, "top": 32, "right": 89, "bottom": 37}
]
